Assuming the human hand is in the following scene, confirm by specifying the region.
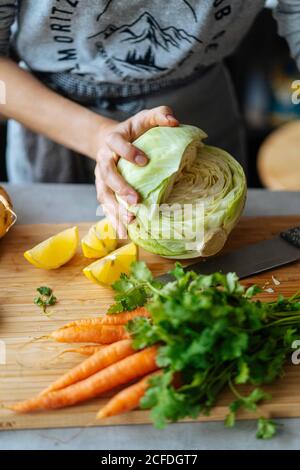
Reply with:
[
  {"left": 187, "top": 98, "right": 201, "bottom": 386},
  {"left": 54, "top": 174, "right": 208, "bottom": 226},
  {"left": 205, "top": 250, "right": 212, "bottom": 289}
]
[{"left": 94, "top": 106, "right": 179, "bottom": 237}]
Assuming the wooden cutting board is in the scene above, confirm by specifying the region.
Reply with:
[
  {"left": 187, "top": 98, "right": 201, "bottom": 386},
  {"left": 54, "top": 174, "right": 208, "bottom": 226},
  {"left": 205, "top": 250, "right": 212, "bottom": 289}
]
[{"left": 0, "top": 217, "right": 300, "bottom": 431}]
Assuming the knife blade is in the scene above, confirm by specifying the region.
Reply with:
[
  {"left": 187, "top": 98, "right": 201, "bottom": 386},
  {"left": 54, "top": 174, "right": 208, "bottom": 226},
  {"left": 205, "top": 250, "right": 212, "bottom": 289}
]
[{"left": 156, "top": 226, "right": 300, "bottom": 284}]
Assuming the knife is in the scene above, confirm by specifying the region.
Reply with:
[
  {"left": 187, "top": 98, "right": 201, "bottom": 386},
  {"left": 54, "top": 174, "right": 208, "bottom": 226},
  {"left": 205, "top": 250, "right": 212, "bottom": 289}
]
[{"left": 156, "top": 226, "right": 300, "bottom": 283}]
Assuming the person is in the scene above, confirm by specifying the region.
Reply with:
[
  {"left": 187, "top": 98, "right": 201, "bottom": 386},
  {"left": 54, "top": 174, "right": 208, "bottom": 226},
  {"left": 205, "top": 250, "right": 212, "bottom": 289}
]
[{"left": 0, "top": 0, "right": 299, "bottom": 235}]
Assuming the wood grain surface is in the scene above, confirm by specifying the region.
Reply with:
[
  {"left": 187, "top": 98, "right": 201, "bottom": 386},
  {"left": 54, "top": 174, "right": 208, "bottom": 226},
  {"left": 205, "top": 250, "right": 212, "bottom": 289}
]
[
  {"left": 257, "top": 121, "right": 300, "bottom": 190},
  {"left": 0, "top": 217, "right": 300, "bottom": 430}
]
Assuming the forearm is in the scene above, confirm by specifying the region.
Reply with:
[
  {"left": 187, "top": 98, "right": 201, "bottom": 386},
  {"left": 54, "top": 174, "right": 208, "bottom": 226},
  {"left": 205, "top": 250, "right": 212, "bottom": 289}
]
[{"left": 0, "top": 57, "right": 115, "bottom": 159}]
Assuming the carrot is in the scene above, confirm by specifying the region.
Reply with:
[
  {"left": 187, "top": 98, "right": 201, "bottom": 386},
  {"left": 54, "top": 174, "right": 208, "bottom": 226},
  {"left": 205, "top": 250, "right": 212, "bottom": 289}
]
[
  {"left": 40, "top": 339, "right": 135, "bottom": 395},
  {"left": 96, "top": 372, "right": 159, "bottom": 420},
  {"left": 62, "top": 307, "right": 150, "bottom": 329},
  {"left": 99, "top": 306, "right": 149, "bottom": 324},
  {"left": 61, "top": 345, "right": 105, "bottom": 356},
  {"left": 50, "top": 324, "right": 129, "bottom": 344},
  {"left": 10, "top": 346, "right": 158, "bottom": 413},
  {"left": 96, "top": 372, "right": 181, "bottom": 421}
]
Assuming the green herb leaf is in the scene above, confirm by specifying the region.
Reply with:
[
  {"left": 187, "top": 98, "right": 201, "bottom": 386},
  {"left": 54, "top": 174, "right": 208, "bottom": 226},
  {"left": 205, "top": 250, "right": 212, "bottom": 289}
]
[
  {"left": 256, "top": 417, "right": 277, "bottom": 439},
  {"left": 235, "top": 361, "right": 250, "bottom": 384},
  {"left": 242, "top": 388, "right": 272, "bottom": 411},
  {"left": 130, "top": 261, "right": 153, "bottom": 282},
  {"left": 34, "top": 286, "right": 57, "bottom": 315},
  {"left": 224, "top": 411, "right": 235, "bottom": 428},
  {"left": 108, "top": 262, "right": 152, "bottom": 313},
  {"left": 112, "top": 274, "right": 134, "bottom": 294},
  {"left": 34, "top": 296, "right": 44, "bottom": 307},
  {"left": 108, "top": 261, "right": 300, "bottom": 439},
  {"left": 37, "top": 286, "right": 52, "bottom": 296},
  {"left": 245, "top": 285, "right": 262, "bottom": 298}
]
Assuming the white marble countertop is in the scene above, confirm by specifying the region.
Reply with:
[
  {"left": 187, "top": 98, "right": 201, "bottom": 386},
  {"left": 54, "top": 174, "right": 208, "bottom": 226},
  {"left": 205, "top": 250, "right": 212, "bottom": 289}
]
[{"left": 1, "top": 183, "right": 300, "bottom": 450}]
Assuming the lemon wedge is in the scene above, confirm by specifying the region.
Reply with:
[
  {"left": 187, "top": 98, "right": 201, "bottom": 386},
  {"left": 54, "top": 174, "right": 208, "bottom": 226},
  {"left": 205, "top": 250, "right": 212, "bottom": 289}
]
[
  {"left": 81, "top": 219, "right": 117, "bottom": 259},
  {"left": 24, "top": 226, "right": 79, "bottom": 269},
  {"left": 83, "top": 242, "right": 137, "bottom": 287}
]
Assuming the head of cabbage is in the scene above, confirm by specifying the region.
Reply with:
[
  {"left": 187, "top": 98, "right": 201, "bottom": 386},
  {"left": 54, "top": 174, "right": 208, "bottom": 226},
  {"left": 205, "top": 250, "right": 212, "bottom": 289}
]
[{"left": 117, "top": 125, "right": 246, "bottom": 258}]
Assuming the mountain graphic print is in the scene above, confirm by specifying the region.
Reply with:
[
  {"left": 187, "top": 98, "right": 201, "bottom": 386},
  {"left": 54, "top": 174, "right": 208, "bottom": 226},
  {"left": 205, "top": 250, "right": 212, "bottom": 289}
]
[{"left": 88, "top": 11, "right": 202, "bottom": 78}]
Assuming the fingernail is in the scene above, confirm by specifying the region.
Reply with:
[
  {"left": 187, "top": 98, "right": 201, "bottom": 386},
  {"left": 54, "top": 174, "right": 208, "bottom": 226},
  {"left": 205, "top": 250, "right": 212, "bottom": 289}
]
[
  {"left": 135, "top": 154, "right": 147, "bottom": 166},
  {"left": 127, "top": 194, "right": 137, "bottom": 205},
  {"left": 166, "top": 114, "right": 178, "bottom": 123}
]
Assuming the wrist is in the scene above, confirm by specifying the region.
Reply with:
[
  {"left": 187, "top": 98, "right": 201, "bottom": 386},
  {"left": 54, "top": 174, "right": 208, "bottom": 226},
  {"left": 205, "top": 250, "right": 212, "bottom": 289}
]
[{"left": 89, "top": 114, "right": 118, "bottom": 160}]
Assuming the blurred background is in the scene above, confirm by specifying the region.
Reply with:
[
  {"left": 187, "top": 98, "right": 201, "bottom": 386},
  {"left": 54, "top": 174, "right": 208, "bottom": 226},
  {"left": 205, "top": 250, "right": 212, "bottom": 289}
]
[{"left": 0, "top": 2, "right": 299, "bottom": 189}]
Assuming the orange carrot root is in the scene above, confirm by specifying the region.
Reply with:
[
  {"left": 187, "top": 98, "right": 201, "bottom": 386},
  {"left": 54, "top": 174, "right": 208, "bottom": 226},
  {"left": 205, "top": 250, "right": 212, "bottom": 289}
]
[
  {"left": 60, "top": 345, "right": 105, "bottom": 357},
  {"left": 96, "top": 372, "right": 159, "bottom": 420},
  {"left": 40, "top": 339, "right": 135, "bottom": 395},
  {"left": 50, "top": 324, "right": 129, "bottom": 344},
  {"left": 62, "top": 307, "right": 150, "bottom": 329},
  {"left": 10, "top": 346, "right": 158, "bottom": 413}
]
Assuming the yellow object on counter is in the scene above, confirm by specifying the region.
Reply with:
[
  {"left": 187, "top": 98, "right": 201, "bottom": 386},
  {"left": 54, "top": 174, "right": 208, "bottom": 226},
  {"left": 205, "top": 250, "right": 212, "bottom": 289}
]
[
  {"left": 24, "top": 226, "right": 79, "bottom": 269},
  {"left": 81, "top": 219, "right": 117, "bottom": 258},
  {"left": 83, "top": 242, "right": 137, "bottom": 287},
  {"left": 0, "top": 186, "right": 17, "bottom": 239}
]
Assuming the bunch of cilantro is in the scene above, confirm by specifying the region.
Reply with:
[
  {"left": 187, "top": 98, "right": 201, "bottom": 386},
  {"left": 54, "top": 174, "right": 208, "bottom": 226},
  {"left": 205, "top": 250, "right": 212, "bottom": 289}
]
[{"left": 110, "top": 261, "right": 300, "bottom": 439}]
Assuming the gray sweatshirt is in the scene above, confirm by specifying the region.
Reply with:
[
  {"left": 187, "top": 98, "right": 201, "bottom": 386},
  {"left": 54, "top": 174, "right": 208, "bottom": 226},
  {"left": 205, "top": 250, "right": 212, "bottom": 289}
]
[{"left": 1, "top": 0, "right": 300, "bottom": 98}]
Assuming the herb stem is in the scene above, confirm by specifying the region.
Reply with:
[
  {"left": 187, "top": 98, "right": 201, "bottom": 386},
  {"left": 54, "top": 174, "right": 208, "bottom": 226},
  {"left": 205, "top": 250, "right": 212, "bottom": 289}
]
[{"left": 228, "top": 379, "right": 244, "bottom": 400}]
